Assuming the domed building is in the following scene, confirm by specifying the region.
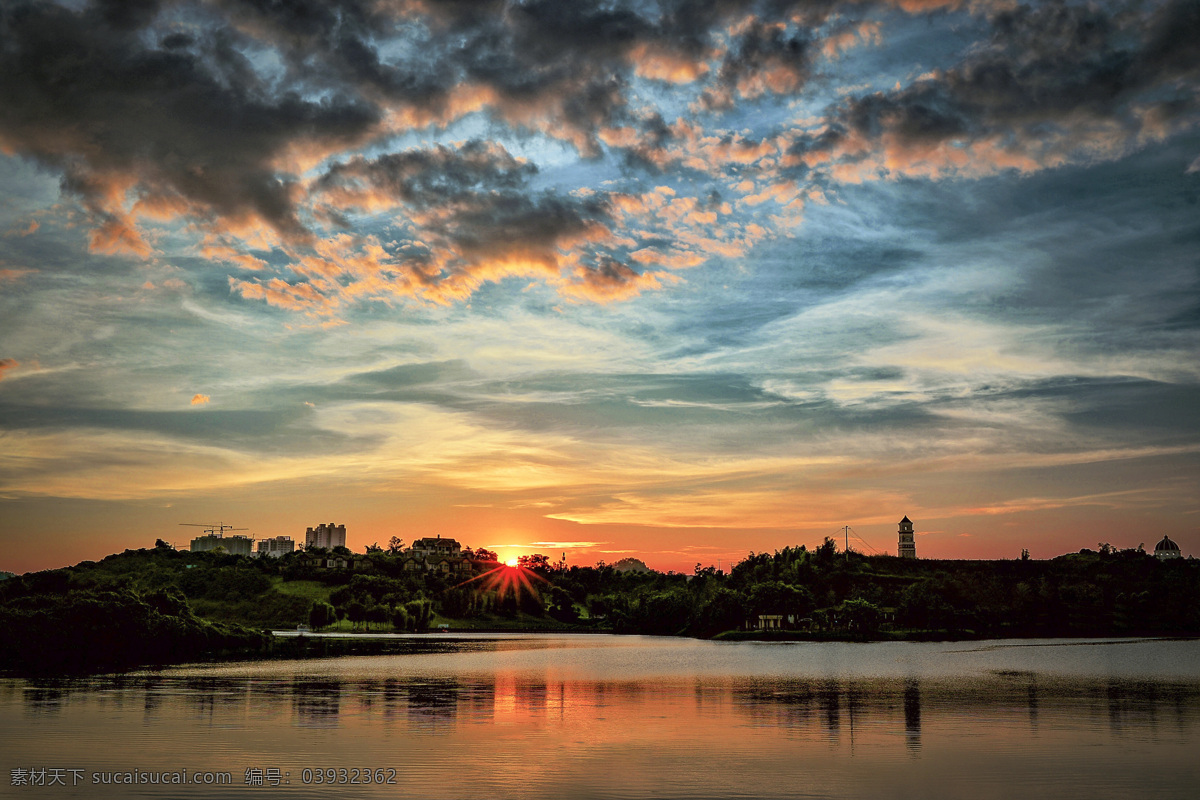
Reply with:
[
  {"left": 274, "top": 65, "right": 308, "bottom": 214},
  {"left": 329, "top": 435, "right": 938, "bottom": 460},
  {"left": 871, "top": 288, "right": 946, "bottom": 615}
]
[{"left": 1153, "top": 535, "right": 1182, "bottom": 561}]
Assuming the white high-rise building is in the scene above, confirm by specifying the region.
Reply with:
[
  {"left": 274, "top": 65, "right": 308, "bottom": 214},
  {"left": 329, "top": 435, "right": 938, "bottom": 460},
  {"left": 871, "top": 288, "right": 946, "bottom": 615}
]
[
  {"left": 305, "top": 523, "right": 346, "bottom": 550},
  {"left": 257, "top": 536, "right": 295, "bottom": 557},
  {"left": 191, "top": 533, "right": 254, "bottom": 556}
]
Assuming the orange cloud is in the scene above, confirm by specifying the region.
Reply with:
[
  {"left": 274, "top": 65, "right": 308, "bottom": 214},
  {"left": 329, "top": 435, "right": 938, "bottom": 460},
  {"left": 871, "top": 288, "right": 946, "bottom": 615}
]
[
  {"left": 0, "top": 358, "right": 18, "bottom": 381},
  {"left": 88, "top": 216, "right": 152, "bottom": 258},
  {"left": 0, "top": 267, "right": 34, "bottom": 283},
  {"left": 559, "top": 262, "right": 676, "bottom": 303},
  {"left": 229, "top": 275, "right": 341, "bottom": 316},
  {"left": 190, "top": 394, "right": 210, "bottom": 405},
  {"left": 629, "top": 43, "right": 711, "bottom": 84},
  {"left": 742, "top": 180, "right": 800, "bottom": 207},
  {"left": 887, "top": 0, "right": 967, "bottom": 11},
  {"left": 822, "top": 21, "right": 882, "bottom": 60},
  {"left": 598, "top": 126, "right": 642, "bottom": 149},
  {"left": 383, "top": 83, "right": 499, "bottom": 136},
  {"left": 130, "top": 191, "right": 194, "bottom": 222},
  {"left": 201, "top": 238, "right": 268, "bottom": 271},
  {"left": 829, "top": 132, "right": 1044, "bottom": 183},
  {"left": 630, "top": 248, "right": 705, "bottom": 270},
  {"left": 736, "top": 63, "right": 808, "bottom": 100},
  {"left": 5, "top": 219, "right": 39, "bottom": 237}
]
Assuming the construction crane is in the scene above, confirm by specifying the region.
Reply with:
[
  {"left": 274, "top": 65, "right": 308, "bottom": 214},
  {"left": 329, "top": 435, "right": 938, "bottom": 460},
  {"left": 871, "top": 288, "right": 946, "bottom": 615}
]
[{"left": 179, "top": 523, "right": 249, "bottom": 537}]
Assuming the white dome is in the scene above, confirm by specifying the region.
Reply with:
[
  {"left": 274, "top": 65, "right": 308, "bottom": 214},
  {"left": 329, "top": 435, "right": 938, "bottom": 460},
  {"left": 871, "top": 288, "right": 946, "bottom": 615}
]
[{"left": 1154, "top": 536, "right": 1181, "bottom": 560}]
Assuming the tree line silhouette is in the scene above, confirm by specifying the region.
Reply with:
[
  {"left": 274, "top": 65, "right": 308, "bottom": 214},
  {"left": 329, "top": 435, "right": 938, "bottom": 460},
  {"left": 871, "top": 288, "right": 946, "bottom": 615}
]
[{"left": 1, "top": 537, "right": 1196, "bottom": 674}]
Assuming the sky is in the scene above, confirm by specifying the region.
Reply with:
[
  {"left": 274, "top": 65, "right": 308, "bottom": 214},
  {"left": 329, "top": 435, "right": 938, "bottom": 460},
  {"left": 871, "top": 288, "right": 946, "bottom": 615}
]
[{"left": 1, "top": 0, "right": 1198, "bottom": 574}]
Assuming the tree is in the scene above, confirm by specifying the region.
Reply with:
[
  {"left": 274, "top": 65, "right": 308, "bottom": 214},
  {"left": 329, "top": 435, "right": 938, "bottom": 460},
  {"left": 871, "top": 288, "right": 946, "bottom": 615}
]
[
  {"left": 390, "top": 606, "right": 411, "bottom": 632},
  {"left": 472, "top": 548, "right": 498, "bottom": 563},
  {"left": 586, "top": 594, "right": 616, "bottom": 619},
  {"left": 343, "top": 600, "right": 366, "bottom": 630},
  {"left": 837, "top": 598, "right": 882, "bottom": 632},
  {"left": 690, "top": 587, "right": 747, "bottom": 636},
  {"left": 441, "top": 588, "right": 475, "bottom": 618},
  {"left": 404, "top": 599, "right": 432, "bottom": 631},
  {"left": 814, "top": 537, "right": 838, "bottom": 565},
  {"left": 546, "top": 586, "right": 579, "bottom": 623},
  {"left": 308, "top": 601, "right": 334, "bottom": 631},
  {"left": 747, "top": 581, "right": 814, "bottom": 618},
  {"left": 627, "top": 588, "right": 689, "bottom": 634},
  {"left": 519, "top": 554, "right": 551, "bottom": 572},
  {"left": 898, "top": 579, "right": 960, "bottom": 631},
  {"left": 365, "top": 542, "right": 382, "bottom": 554},
  {"left": 145, "top": 587, "right": 189, "bottom": 617},
  {"left": 518, "top": 586, "right": 546, "bottom": 616},
  {"left": 366, "top": 604, "right": 389, "bottom": 630},
  {"left": 387, "top": 536, "right": 405, "bottom": 554},
  {"left": 497, "top": 591, "right": 519, "bottom": 617}
]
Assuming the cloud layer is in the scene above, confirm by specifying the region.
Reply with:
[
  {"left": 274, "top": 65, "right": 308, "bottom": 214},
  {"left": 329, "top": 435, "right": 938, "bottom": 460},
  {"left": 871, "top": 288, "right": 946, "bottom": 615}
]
[
  {"left": 3, "top": 0, "right": 1194, "bottom": 309},
  {"left": 1, "top": 0, "right": 1198, "bottom": 571}
]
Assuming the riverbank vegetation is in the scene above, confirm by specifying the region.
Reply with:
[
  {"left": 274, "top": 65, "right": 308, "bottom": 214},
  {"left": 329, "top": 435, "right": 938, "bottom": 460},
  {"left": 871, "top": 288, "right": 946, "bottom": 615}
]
[
  {"left": 2, "top": 538, "right": 1197, "bottom": 674},
  {"left": 0, "top": 579, "right": 266, "bottom": 673}
]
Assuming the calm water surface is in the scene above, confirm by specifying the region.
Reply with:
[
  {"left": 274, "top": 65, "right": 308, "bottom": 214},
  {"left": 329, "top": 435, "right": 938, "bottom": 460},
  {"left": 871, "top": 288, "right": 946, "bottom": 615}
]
[{"left": 2, "top": 636, "right": 1198, "bottom": 799}]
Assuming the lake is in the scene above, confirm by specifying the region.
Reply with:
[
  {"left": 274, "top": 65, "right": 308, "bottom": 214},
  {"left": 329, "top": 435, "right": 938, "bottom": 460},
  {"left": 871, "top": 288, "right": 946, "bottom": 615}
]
[{"left": 2, "top": 635, "right": 1198, "bottom": 799}]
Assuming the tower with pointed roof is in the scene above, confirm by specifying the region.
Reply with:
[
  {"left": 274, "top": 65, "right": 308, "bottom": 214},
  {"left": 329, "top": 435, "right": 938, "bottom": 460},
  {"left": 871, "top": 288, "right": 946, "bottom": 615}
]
[{"left": 898, "top": 516, "right": 917, "bottom": 559}]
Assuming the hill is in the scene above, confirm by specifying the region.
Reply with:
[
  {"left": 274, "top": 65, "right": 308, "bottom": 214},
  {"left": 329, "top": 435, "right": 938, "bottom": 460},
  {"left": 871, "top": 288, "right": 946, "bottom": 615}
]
[{"left": 2, "top": 538, "right": 1197, "bottom": 675}]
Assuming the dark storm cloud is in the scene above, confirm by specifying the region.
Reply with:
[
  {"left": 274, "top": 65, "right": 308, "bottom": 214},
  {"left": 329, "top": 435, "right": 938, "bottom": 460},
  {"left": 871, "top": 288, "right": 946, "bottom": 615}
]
[
  {"left": 699, "top": 17, "right": 819, "bottom": 110},
  {"left": 5, "top": 0, "right": 1195, "bottom": 312},
  {"left": 0, "top": 0, "right": 872, "bottom": 228},
  {"left": 0, "top": 0, "right": 378, "bottom": 244},
  {"left": 461, "top": 0, "right": 651, "bottom": 79},
  {"left": 792, "top": 0, "right": 1200, "bottom": 179},
  {"left": 94, "top": 0, "right": 163, "bottom": 30},
  {"left": 615, "top": 112, "right": 677, "bottom": 173},
  {"left": 317, "top": 141, "right": 537, "bottom": 207},
  {"left": 308, "top": 140, "right": 635, "bottom": 302},
  {"left": 952, "top": 0, "right": 1199, "bottom": 121},
  {"left": 231, "top": 135, "right": 653, "bottom": 309},
  {"left": 563, "top": 256, "right": 672, "bottom": 302},
  {"left": 221, "top": 0, "right": 689, "bottom": 154},
  {"left": 216, "top": 0, "right": 382, "bottom": 43},
  {"left": 214, "top": 0, "right": 459, "bottom": 108},
  {"left": 318, "top": 141, "right": 612, "bottom": 247},
  {"left": 434, "top": 0, "right": 693, "bottom": 153},
  {"left": 428, "top": 191, "right": 611, "bottom": 256}
]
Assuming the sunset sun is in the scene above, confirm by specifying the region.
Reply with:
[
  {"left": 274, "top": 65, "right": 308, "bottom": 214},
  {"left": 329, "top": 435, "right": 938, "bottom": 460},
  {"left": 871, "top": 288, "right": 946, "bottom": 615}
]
[{"left": 504, "top": 557, "right": 519, "bottom": 568}]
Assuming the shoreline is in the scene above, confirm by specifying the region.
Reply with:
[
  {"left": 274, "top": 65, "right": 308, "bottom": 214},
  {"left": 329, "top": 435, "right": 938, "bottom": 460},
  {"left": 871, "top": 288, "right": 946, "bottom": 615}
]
[
  {"left": 4, "top": 630, "right": 1197, "bottom": 680},
  {"left": 273, "top": 626, "right": 1200, "bottom": 643}
]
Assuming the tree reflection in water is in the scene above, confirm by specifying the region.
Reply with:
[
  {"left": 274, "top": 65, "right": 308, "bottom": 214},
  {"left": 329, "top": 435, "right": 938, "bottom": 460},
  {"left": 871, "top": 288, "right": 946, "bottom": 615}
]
[{"left": 3, "top": 641, "right": 1200, "bottom": 799}]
